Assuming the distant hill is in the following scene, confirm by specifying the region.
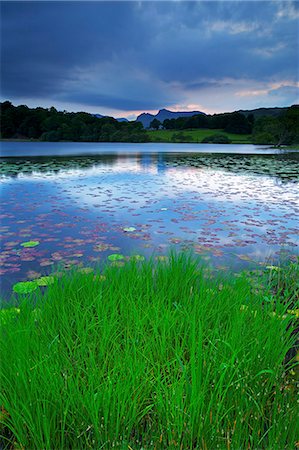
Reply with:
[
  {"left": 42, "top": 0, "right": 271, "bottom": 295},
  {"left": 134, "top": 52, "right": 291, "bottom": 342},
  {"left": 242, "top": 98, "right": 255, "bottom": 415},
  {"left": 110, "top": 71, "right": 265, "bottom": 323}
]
[
  {"left": 236, "top": 106, "right": 290, "bottom": 119},
  {"left": 93, "top": 114, "right": 128, "bottom": 123},
  {"left": 137, "top": 108, "right": 205, "bottom": 128}
]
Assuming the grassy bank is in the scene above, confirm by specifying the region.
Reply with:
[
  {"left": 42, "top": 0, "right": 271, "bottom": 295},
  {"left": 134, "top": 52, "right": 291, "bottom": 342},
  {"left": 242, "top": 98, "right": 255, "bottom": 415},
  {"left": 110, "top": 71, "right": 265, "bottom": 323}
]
[
  {"left": 147, "top": 129, "right": 252, "bottom": 144},
  {"left": 1, "top": 254, "right": 298, "bottom": 449}
]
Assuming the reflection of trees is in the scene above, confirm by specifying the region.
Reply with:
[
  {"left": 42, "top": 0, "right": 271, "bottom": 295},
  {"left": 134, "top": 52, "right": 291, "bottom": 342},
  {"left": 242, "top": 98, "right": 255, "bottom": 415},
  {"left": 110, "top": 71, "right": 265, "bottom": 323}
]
[
  {"left": 161, "top": 153, "right": 299, "bottom": 183},
  {"left": 1, "top": 152, "right": 298, "bottom": 184},
  {"left": 139, "top": 153, "right": 167, "bottom": 173},
  {"left": 0, "top": 155, "right": 119, "bottom": 178}
]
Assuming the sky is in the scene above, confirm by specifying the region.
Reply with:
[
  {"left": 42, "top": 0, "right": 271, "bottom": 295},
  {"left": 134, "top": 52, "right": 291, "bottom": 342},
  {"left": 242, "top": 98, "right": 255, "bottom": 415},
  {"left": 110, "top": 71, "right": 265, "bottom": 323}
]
[{"left": 1, "top": 1, "right": 299, "bottom": 119}]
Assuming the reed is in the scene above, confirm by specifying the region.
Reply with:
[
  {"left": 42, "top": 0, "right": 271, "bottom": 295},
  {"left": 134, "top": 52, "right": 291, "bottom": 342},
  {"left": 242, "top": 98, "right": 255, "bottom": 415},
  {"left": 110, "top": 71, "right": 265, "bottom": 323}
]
[{"left": 1, "top": 253, "right": 298, "bottom": 449}]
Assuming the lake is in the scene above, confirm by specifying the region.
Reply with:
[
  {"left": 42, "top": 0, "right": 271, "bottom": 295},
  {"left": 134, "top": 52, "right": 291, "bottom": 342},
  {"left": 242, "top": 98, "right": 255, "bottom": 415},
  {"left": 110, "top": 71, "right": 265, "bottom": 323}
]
[{"left": 1, "top": 142, "right": 298, "bottom": 298}]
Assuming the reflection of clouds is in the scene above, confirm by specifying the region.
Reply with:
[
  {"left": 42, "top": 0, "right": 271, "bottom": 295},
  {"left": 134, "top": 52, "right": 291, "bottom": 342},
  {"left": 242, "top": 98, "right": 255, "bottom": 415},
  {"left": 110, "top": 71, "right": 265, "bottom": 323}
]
[
  {"left": 2, "top": 161, "right": 298, "bottom": 214},
  {"left": 0, "top": 158, "right": 158, "bottom": 183},
  {"left": 164, "top": 168, "right": 299, "bottom": 207}
]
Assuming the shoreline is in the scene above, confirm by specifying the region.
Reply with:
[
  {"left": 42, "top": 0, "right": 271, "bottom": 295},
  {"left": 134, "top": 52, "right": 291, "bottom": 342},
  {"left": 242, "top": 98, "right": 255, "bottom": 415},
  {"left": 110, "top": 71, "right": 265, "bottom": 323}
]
[{"left": 1, "top": 138, "right": 298, "bottom": 149}]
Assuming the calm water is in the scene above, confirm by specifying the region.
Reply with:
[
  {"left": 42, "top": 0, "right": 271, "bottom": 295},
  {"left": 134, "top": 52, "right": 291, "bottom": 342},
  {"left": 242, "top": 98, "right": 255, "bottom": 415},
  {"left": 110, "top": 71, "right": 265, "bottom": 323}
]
[{"left": 1, "top": 142, "right": 299, "bottom": 298}]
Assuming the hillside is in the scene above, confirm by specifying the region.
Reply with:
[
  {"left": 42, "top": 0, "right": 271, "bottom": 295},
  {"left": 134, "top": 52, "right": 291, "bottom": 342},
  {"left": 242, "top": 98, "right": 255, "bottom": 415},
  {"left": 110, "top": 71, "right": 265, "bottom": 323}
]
[
  {"left": 237, "top": 106, "right": 290, "bottom": 119},
  {"left": 137, "top": 108, "right": 205, "bottom": 128}
]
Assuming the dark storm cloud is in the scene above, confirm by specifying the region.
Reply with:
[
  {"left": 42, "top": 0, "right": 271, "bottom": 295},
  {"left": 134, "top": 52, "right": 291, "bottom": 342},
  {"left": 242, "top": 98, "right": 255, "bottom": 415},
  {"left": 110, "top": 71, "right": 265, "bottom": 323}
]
[{"left": 1, "top": 1, "right": 298, "bottom": 113}]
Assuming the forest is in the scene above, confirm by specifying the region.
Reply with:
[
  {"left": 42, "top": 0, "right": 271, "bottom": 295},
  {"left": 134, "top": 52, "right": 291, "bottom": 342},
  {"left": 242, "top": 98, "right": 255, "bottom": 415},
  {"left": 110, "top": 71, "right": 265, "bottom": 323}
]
[
  {"left": 1, "top": 101, "right": 298, "bottom": 145},
  {"left": 0, "top": 101, "right": 149, "bottom": 143}
]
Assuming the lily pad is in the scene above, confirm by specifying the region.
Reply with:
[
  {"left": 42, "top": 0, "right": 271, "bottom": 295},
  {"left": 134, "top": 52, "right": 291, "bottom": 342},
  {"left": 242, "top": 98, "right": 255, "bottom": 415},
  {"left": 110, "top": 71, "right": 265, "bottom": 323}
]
[
  {"left": 108, "top": 253, "right": 125, "bottom": 261},
  {"left": 110, "top": 261, "right": 125, "bottom": 267},
  {"left": 20, "top": 241, "right": 40, "bottom": 248},
  {"left": 130, "top": 255, "right": 145, "bottom": 261},
  {"left": 13, "top": 281, "right": 38, "bottom": 294},
  {"left": 35, "top": 276, "right": 55, "bottom": 286},
  {"left": 123, "top": 227, "right": 136, "bottom": 232}
]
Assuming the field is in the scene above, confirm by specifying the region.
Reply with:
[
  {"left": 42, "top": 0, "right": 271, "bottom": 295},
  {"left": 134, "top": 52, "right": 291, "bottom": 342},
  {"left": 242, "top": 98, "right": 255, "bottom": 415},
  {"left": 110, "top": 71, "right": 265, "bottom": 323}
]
[
  {"left": 1, "top": 254, "right": 298, "bottom": 449},
  {"left": 147, "top": 128, "right": 252, "bottom": 144}
]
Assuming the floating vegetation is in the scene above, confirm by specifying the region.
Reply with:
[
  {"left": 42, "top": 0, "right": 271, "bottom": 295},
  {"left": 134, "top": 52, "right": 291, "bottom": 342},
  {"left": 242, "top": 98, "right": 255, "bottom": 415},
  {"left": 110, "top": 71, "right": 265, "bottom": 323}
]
[
  {"left": 0, "top": 151, "right": 298, "bottom": 297},
  {"left": 13, "top": 281, "right": 38, "bottom": 294},
  {"left": 20, "top": 241, "right": 40, "bottom": 248},
  {"left": 35, "top": 276, "right": 55, "bottom": 286},
  {"left": 130, "top": 254, "right": 145, "bottom": 261},
  {"left": 123, "top": 227, "right": 136, "bottom": 232},
  {"left": 108, "top": 253, "right": 125, "bottom": 261}
]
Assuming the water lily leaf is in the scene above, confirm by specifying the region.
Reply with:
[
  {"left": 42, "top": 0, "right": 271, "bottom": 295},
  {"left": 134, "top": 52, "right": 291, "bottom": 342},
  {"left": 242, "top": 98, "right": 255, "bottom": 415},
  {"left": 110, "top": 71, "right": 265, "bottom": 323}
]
[
  {"left": 13, "top": 281, "right": 38, "bottom": 294},
  {"left": 130, "top": 255, "right": 145, "bottom": 261},
  {"left": 123, "top": 227, "right": 136, "bottom": 232},
  {"left": 35, "top": 276, "right": 55, "bottom": 286},
  {"left": 20, "top": 241, "right": 40, "bottom": 248},
  {"left": 155, "top": 255, "right": 168, "bottom": 262},
  {"left": 108, "top": 253, "right": 125, "bottom": 261},
  {"left": 110, "top": 261, "right": 125, "bottom": 267}
]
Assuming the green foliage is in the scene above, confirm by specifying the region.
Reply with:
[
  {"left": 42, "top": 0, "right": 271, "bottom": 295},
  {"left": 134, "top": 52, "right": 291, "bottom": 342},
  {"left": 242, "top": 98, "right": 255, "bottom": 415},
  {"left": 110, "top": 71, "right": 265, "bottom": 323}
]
[
  {"left": 163, "top": 111, "right": 252, "bottom": 134},
  {"left": 148, "top": 128, "right": 251, "bottom": 143},
  {"left": 1, "top": 255, "right": 298, "bottom": 449},
  {"left": 252, "top": 106, "right": 299, "bottom": 145},
  {"left": 201, "top": 133, "right": 232, "bottom": 144},
  {"left": 150, "top": 118, "right": 161, "bottom": 130},
  {"left": 172, "top": 131, "right": 192, "bottom": 142},
  {"left": 20, "top": 241, "right": 40, "bottom": 248},
  {"left": 1, "top": 101, "right": 297, "bottom": 145},
  {"left": 0, "top": 101, "right": 149, "bottom": 143},
  {"left": 224, "top": 112, "right": 252, "bottom": 134},
  {"left": 107, "top": 253, "right": 125, "bottom": 261},
  {"left": 12, "top": 281, "right": 38, "bottom": 294}
]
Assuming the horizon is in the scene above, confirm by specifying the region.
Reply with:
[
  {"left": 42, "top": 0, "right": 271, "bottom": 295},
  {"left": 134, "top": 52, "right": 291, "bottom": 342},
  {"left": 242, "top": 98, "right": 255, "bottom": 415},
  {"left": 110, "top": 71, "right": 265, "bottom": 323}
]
[
  {"left": 1, "top": 99, "right": 296, "bottom": 122},
  {"left": 1, "top": 1, "right": 298, "bottom": 119}
]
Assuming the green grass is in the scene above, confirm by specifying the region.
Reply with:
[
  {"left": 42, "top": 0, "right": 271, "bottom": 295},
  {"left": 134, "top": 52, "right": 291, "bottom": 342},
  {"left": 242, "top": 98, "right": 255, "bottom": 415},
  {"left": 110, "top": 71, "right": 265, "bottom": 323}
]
[
  {"left": 147, "top": 129, "right": 252, "bottom": 144},
  {"left": 284, "top": 144, "right": 299, "bottom": 151},
  {"left": 0, "top": 254, "right": 298, "bottom": 449}
]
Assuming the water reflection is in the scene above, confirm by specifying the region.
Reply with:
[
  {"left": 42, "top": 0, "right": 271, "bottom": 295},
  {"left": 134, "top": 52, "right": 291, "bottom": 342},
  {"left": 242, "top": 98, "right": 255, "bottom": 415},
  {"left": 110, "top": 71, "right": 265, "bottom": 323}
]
[
  {"left": 1, "top": 151, "right": 299, "bottom": 183},
  {"left": 0, "top": 150, "right": 298, "bottom": 298}
]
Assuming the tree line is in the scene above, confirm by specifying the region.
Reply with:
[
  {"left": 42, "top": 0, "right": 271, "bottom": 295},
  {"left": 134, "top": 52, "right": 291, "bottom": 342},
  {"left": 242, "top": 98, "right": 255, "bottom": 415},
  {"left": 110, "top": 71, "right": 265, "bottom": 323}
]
[
  {"left": 151, "top": 111, "right": 254, "bottom": 134},
  {"left": 0, "top": 101, "right": 149, "bottom": 142},
  {"left": 1, "top": 101, "right": 298, "bottom": 145},
  {"left": 150, "top": 105, "right": 299, "bottom": 145}
]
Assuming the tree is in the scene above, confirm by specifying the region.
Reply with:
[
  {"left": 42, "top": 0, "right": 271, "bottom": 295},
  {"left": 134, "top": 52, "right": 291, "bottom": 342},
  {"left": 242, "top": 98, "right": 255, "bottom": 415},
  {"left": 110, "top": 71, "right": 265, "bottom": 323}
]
[
  {"left": 150, "top": 118, "right": 161, "bottom": 130},
  {"left": 225, "top": 113, "right": 251, "bottom": 134},
  {"left": 252, "top": 107, "right": 299, "bottom": 145}
]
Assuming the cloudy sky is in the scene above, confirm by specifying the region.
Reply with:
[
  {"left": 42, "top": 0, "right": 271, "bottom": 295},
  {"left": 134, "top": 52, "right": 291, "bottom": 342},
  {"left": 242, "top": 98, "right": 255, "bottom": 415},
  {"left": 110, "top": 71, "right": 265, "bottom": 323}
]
[{"left": 1, "top": 1, "right": 298, "bottom": 118}]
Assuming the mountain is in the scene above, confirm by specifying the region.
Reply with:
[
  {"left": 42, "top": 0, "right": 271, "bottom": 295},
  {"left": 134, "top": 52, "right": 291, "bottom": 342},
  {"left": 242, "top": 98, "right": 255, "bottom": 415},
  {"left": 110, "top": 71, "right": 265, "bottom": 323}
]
[
  {"left": 93, "top": 114, "right": 128, "bottom": 122},
  {"left": 137, "top": 108, "right": 205, "bottom": 128}
]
